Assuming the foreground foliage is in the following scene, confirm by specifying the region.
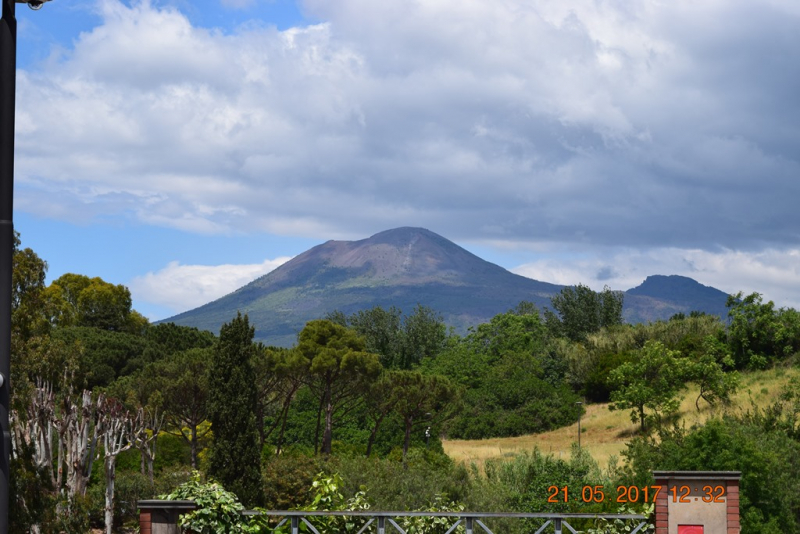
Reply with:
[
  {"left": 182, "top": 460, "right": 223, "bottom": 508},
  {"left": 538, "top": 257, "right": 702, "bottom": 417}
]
[
  {"left": 162, "top": 472, "right": 265, "bottom": 534},
  {"left": 9, "top": 232, "right": 800, "bottom": 533}
]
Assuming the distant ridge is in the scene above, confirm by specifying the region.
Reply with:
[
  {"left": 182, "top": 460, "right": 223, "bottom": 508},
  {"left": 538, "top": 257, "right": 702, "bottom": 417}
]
[
  {"left": 623, "top": 275, "right": 730, "bottom": 323},
  {"left": 163, "top": 228, "right": 731, "bottom": 346}
]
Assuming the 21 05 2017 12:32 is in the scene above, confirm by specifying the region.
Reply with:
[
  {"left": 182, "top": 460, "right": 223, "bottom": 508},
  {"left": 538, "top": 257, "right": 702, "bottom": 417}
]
[{"left": 547, "top": 485, "right": 726, "bottom": 504}]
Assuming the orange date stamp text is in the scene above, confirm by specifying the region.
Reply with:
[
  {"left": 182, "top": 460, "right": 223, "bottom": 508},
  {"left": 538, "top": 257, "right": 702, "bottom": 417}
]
[{"left": 546, "top": 485, "right": 726, "bottom": 504}]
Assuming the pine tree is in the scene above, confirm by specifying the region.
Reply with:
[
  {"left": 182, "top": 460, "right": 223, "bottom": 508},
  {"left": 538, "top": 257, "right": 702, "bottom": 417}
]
[{"left": 206, "top": 312, "right": 263, "bottom": 507}]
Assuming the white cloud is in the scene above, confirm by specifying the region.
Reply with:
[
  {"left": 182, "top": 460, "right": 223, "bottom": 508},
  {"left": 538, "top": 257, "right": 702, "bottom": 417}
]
[{"left": 129, "top": 256, "right": 292, "bottom": 314}]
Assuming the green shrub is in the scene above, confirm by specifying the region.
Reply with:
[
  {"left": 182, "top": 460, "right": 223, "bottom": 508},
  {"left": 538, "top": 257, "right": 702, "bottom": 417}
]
[
  {"left": 333, "top": 453, "right": 470, "bottom": 511},
  {"left": 585, "top": 503, "right": 654, "bottom": 534},
  {"left": 161, "top": 471, "right": 264, "bottom": 534},
  {"left": 262, "top": 453, "right": 325, "bottom": 510},
  {"left": 402, "top": 494, "right": 465, "bottom": 534}
]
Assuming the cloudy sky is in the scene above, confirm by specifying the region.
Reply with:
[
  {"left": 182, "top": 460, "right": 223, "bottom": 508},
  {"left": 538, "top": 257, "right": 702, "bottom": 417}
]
[{"left": 12, "top": 0, "right": 800, "bottom": 321}]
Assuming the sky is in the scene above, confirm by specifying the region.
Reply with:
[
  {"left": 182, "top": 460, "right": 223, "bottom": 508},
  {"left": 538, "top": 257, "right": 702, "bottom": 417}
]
[{"left": 10, "top": 0, "right": 800, "bottom": 321}]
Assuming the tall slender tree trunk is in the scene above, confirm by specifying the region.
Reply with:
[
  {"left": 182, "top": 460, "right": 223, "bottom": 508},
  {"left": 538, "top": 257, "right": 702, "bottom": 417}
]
[
  {"left": 104, "top": 457, "right": 116, "bottom": 534},
  {"left": 322, "top": 400, "right": 334, "bottom": 455},
  {"left": 190, "top": 425, "right": 198, "bottom": 470},
  {"left": 146, "top": 454, "right": 155, "bottom": 484},
  {"left": 256, "top": 404, "right": 265, "bottom": 450},
  {"left": 55, "top": 430, "right": 64, "bottom": 493},
  {"left": 313, "top": 394, "right": 324, "bottom": 455},
  {"left": 366, "top": 413, "right": 387, "bottom": 458},
  {"left": 402, "top": 416, "right": 413, "bottom": 469},
  {"left": 639, "top": 406, "right": 646, "bottom": 433},
  {"left": 275, "top": 398, "right": 292, "bottom": 455}
]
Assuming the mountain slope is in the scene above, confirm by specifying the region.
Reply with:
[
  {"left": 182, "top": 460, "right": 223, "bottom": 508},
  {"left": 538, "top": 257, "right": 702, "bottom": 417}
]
[
  {"left": 163, "top": 228, "right": 732, "bottom": 346},
  {"left": 165, "top": 227, "right": 562, "bottom": 345},
  {"left": 623, "top": 275, "right": 731, "bottom": 323}
]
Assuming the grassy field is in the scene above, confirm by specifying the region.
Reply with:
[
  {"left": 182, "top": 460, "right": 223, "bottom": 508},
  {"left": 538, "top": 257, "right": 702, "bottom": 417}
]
[{"left": 443, "top": 365, "right": 800, "bottom": 471}]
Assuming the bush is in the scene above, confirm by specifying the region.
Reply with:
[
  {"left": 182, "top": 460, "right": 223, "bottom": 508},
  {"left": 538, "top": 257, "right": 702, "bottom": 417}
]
[
  {"left": 161, "top": 471, "right": 264, "bottom": 534},
  {"left": 9, "top": 449, "right": 58, "bottom": 533},
  {"left": 278, "top": 472, "right": 466, "bottom": 534},
  {"left": 333, "top": 452, "right": 471, "bottom": 511},
  {"left": 262, "top": 453, "right": 326, "bottom": 510}
]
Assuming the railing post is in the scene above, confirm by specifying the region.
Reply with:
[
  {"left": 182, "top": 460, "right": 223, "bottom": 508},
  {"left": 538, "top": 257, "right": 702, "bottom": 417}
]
[
  {"left": 465, "top": 516, "right": 474, "bottom": 534},
  {"left": 377, "top": 516, "right": 386, "bottom": 534},
  {"left": 291, "top": 516, "right": 299, "bottom": 534},
  {"left": 554, "top": 518, "right": 562, "bottom": 534}
]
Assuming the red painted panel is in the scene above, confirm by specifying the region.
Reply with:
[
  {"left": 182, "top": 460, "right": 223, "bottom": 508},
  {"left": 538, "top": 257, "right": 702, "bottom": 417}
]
[{"left": 679, "top": 526, "right": 704, "bottom": 534}]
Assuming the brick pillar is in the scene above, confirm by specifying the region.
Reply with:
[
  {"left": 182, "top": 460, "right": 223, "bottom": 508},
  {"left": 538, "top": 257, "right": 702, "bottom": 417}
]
[
  {"left": 726, "top": 480, "right": 740, "bottom": 534},
  {"left": 138, "top": 500, "right": 197, "bottom": 534},
  {"left": 653, "top": 471, "right": 741, "bottom": 534},
  {"left": 654, "top": 474, "right": 669, "bottom": 534},
  {"left": 139, "top": 508, "right": 152, "bottom": 534}
]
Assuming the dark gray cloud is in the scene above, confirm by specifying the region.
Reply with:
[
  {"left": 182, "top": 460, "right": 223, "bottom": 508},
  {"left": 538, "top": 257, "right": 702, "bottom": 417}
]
[{"left": 595, "top": 266, "right": 617, "bottom": 282}]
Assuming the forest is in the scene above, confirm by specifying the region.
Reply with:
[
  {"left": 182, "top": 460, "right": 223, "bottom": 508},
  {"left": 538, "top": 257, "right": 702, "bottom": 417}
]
[{"left": 9, "top": 232, "right": 800, "bottom": 533}]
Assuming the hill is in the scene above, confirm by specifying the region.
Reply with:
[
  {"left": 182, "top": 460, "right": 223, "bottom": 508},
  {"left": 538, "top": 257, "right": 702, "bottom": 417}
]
[
  {"left": 162, "top": 228, "right": 731, "bottom": 345},
  {"left": 443, "top": 366, "right": 800, "bottom": 471},
  {"left": 623, "top": 275, "right": 731, "bottom": 323}
]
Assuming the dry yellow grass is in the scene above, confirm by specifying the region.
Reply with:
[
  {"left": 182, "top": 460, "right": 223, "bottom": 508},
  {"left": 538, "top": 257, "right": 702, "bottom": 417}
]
[{"left": 443, "top": 365, "right": 800, "bottom": 472}]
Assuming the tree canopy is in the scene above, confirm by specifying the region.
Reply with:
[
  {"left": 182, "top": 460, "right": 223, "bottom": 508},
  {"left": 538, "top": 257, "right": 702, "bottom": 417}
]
[
  {"left": 48, "top": 273, "right": 147, "bottom": 333},
  {"left": 609, "top": 340, "right": 686, "bottom": 432},
  {"left": 297, "top": 319, "right": 382, "bottom": 454},
  {"left": 547, "top": 284, "right": 624, "bottom": 342},
  {"left": 207, "top": 313, "right": 263, "bottom": 507}
]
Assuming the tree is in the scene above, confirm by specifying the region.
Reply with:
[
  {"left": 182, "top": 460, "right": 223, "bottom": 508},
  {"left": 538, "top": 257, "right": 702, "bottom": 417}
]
[
  {"left": 609, "top": 340, "right": 687, "bottom": 432},
  {"left": 96, "top": 396, "right": 135, "bottom": 534},
  {"left": 726, "top": 291, "right": 800, "bottom": 368},
  {"left": 511, "top": 300, "right": 539, "bottom": 317},
  {"left": 344, "top": 304, "right": 447, "bottom": 369},
  {"left": 347, "top": 306, "right": 404, "bottom": 368},
  {"left": 547, "top": 284, "right": 624, "bottom": 342},
  {"left": 424, "top": 307, "right": 581, "bottom": 440},
  {"left": 49, "top": 273, "right": 146, "bottom": 333},
  {"left": 102, "top": 366, "right": 165, "bottom": 480},
  {"left": 685, "top": 336, "right": 739, "bottom": 411},
  {"left": 363, "top": 372, "right": 402, "bottom": 458},
  {"left": 143, "top": 322, "right": 215, "bottom": 362},
  {"left": 251, "top": 345, "right": 305, "bottom": 454},
  {"left": 10, "top": 232, "right": 54, "bottom": 419},
  {"left": 399, "top": 304, "right": 448, "bottom": 368},
  {"left": 60, "top": 390, "right": 101, "bottom": 499},
  {"left": 11, "top": 231, "right": 49, "bottom": 341},
  {"left": 468, "top": 308, "right": 548, "bottom": 361},
  {"left": 391, "top": 371, "right": 459, "bottom": 465},
  {"left": 296, "top": 320, "right": 382, "bottom": 454},
  {"left": 157, "top": 347, "right": 212, "bottom": 469},
  {"left": 207, "top": 313, "right": 263, "bottom": 507},
  {"left": 52, "top": 326, "right": 147, "bottom": 389},
  {"left": 130, "top": 406, "right": 163, "bottom": 483}
]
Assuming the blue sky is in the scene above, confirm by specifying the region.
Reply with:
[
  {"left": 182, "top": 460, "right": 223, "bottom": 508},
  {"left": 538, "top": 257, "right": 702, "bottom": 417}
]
[{"left": 10, "top": 0, "right": 800, "bottom": 321}]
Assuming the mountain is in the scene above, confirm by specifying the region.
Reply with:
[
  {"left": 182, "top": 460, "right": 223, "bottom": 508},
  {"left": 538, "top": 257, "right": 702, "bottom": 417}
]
[
  {"left": 623, "top": 275, "right": 731, "bottom": 323},
  {"left": 162, "top": 228, "right": 731, "bottom": 346}
]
